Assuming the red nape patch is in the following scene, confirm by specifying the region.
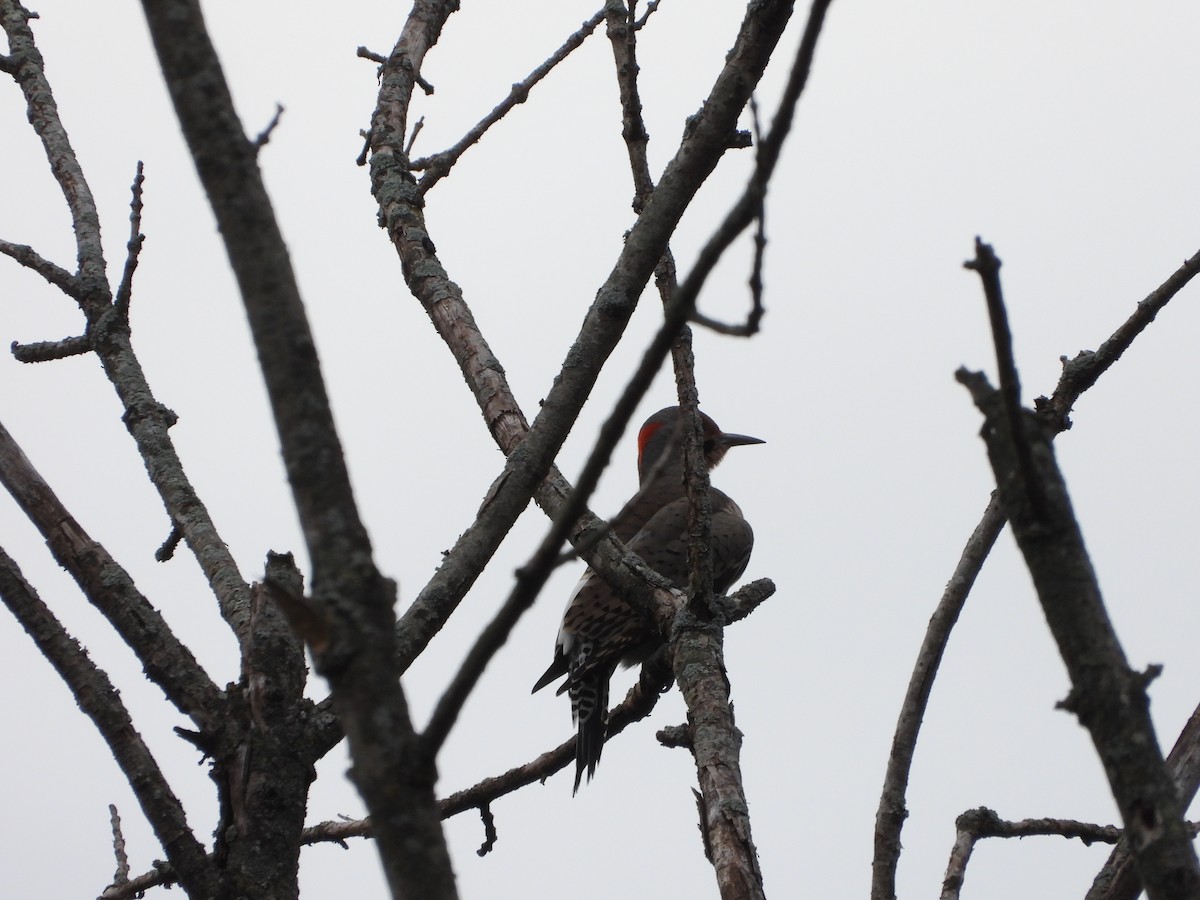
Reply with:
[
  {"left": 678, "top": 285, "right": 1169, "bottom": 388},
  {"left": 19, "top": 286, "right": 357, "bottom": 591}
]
[{"left": 637, "top": 421, "right": 664, "bottom": 468}]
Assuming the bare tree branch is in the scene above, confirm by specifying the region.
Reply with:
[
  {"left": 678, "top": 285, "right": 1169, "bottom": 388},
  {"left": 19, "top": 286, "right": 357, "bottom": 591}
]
[
  {"left": 10, "top": 332, "right": 90, "bottom": 361},
  {"left": 0, "top": 1, "right": 106, "bottom": 296},
  {"left": 136, "top": 0, "right": 455, "bottom": 895},
  {"left": 0, "top": 238, "right": 79, "bottom": 297},
  {"left": 108, "top": 804, "right": 131, "bottom": 890},
  {"left": 1088, "top": 703, "right": 1200, "bottom": 899},
  {"left": 960, "top": 238, "right": 1200, "bottom": 900},
  {"left": 942, "top": 807, "right": 1128, "bottom": 900},
  {"left": 0, "top": 545, "right": 217, "bottom": 899},
  {"left": 964, "top": 239, "right": 1045, "bottom": 519},
  {"left": 0, "top": 418, "right": 223, "bottom": 724},
  {"left": 112, "top": 161, "right": 145, "bottom": 321},
  {"left": 2, "top": 0, "right": 256, "bottom": 648},
  {"left": 276, "top": 652, "right": 676, "bottom": 870},
  {"left": 1039, "top": 245, "right": 1200, "bottom": 429},
  {"left": 872, "top": 494, "right": 1005, "bottom": 899},
  {"left": 871, "top": 241, "right": 1200, "bottom": 900}
]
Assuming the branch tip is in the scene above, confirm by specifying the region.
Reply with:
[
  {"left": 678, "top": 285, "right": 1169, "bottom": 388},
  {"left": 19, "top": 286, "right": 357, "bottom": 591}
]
[
  {"left": 252, "top": 103, "right": 285, "bottom": 151},
  {"left": 475, "top": 804, "right": 498, "bottom": 856},
  {"left": 356, "top": 46, "right": 387, "bottom": 65}
]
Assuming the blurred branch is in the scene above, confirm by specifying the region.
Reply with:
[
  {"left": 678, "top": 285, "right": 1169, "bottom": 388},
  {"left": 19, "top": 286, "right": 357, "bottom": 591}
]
[
  {"left": 138, "top": 0, "right": 453, "bottom": 895},
  {"left": 0, "top": 545, "right": 217, "bottom": 899},
  {"left": 960, "top": 239, "right": 1200, "bottom": 899}
]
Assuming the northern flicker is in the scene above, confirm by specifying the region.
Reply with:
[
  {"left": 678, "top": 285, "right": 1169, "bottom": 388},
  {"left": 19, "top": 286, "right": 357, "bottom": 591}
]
[{"left": 532, "top": 406, "right": 763, "bottom": 792}]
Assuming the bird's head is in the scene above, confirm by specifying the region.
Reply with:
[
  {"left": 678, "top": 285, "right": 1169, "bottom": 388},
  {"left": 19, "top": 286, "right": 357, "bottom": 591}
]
[{"left": 636, "top": 406, "right": 763, "bottom": 482}]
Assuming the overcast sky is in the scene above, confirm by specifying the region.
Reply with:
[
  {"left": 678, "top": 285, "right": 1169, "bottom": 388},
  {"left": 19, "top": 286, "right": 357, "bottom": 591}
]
[{"left": 3, "top": 2, "right": 1200, "bottom": 898}]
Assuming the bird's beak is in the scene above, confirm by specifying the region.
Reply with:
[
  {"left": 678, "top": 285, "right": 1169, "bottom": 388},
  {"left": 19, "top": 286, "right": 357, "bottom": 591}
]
[{"left": 721, "top": 432, "right": 765, "bottom": 448}]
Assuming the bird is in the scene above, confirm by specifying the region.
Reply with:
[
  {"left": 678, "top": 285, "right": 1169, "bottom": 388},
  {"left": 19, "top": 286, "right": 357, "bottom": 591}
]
[{"left": 532, "top": 405, "right": 763, "bottom": 792}]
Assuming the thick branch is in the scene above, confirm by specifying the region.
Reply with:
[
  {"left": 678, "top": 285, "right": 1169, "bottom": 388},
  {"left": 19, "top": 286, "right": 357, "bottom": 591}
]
[
  {"left": 138, "top": 0, "right": 453, "bottom": 896},
  {"left": 960, "top": 246, "right": 1200, "bottom": 898},
  {"left": 1088, "top": 703, "right": 1200, "bottom": 899},
  {"left": 871, "top": 242, "right": 1200, "bottom": 900}
]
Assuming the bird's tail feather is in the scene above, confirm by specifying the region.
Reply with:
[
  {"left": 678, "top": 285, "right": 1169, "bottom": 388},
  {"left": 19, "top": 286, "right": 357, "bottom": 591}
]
[{"left": 570, "top": 674, "right": 609, "bottom": 794}]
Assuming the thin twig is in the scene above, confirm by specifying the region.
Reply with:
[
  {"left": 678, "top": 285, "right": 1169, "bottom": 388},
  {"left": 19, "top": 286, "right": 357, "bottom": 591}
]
[
  {"left": 440, "top": 650, "right": 675, "bottom": 815},
  {"left": 475, "top": 804, "right": 497, "bottom": 856},
  {"left": 251, "top": 103, "right": 284, "bottom": 151},
  {"left": 1, "top": 2, "right": 107, "bottom": 301},
  {"left": 632, "top": 0, "right": 660, "bottom": 29},
  {"left": 965, "top": 238, "right": 1046, "bottom": 521},
  {"left": 940, "top": 806, "right": 1177, "bottom": 900},
  {"left": 1039, "top": 245, "right": 1200, "bottom": 431},
  {"left": 113, "top": 161, "right": 145, "bottom": 321},
  {"left": 404, "top": 115, "right": 424, "bottom": 158},
  {"left": 672, "top": 0, "right": 832, "bottom": 328},
  {"left": 412, "top": 8, "right": 606, "bottom": 192},
  {"left": 745, "top": 95, "right": 767, "bottom": 334},
  {"left": 108, "top": 804, "right": 130, "bottom": 887}
]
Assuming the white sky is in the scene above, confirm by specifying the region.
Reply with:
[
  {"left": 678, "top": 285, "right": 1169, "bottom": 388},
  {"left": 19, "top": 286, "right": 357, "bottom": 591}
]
[{"left": 3, "top": 2, "right": 1200, "bottom": 898}]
